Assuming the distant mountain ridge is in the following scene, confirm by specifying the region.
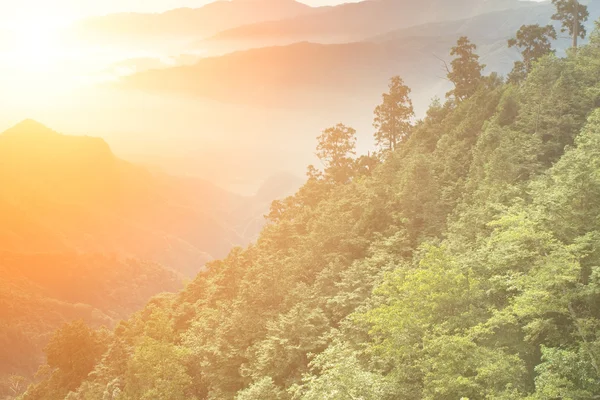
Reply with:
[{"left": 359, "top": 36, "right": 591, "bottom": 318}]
[
  {"left": 118, "top": 0, "right": 600, "bottom": 114},
  {"left": 197, "top": 0, "right": 533, "bottom": 54},
  {"left": 0, "top": 120, "right": 267, "bottom": 275},
  {"left": 72, "top": 0, "right": 320, "bottom": 43}
]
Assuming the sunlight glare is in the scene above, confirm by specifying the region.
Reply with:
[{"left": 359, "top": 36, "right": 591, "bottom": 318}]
[
  {"left": 0, "top": 13, "right": 90, "bottom": 102},
  {"left": 2, "top": 15, "right": 70, "bottom": 72}
]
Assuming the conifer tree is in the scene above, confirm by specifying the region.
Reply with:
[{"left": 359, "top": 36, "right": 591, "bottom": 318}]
[
  {"left": 446, "top": 36, "right": 485, "bottom": 102},
  {"left": 373, "top": 76, "right": 414, "bottom": 152},
  {"left": 551, "top": 0, "right": 589, "bottom": 49},
  {"left": 508, "top": 24, "right": 557, "bottom": 83},
  {"left": 315, "top": 123, "right": 357, "bottom": 183}
]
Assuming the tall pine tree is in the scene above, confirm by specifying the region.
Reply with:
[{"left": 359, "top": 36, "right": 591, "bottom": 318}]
[
  {"left": 373, "top": 76, "right": 414, "bottom": 152},
  {"left": 551, "top": 0, "right": 589, "bottom": 49},
  {"left": 446, "top": 36, "right": 485, "bottom": 102}
]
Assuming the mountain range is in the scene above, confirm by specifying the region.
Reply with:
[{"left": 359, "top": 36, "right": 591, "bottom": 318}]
[
  {"left": 115, "top": 0, "right": 600, "bottom": 114},
  {"left": 0, "top": 119, "right": 297, "bottom": 276},
  {"left": 198, "top": 0, "right": 532, "bottom": 54},
  {"left": 13, "top": 15, "right": 600, "bottom": 399},
  {"left": 71, "top": 0, "right": 321, "bottom": 45}
]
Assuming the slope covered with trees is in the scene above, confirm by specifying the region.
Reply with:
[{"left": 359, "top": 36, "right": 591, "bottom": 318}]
[
  {"left": 16, "top": 12, "right": 600, "bottom": 400},
  {"left": 0, "top": 121, "right": 297, "bottom": 397},
  {"left": 0, "top": 254, "right": 181, "bottom": 390}
]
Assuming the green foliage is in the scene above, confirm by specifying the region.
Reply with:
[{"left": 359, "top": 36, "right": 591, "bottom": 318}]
[
  {"left": 45, "top": 321, "right": 106, "bottom": 385},
  {"left": 235, "top": 377, "right": 285, "bottom": 400},
  {"left": 508, "top": 24, "right": 557, "bottom": 83},
  {"left": 373, "top": 76, "right": 415, "bottom": 152},
  {"left": 314, "top": 123, "right": 357, "bottom": 184},
  {"left": 121, "top": 337, "right": 194, "bottom": 400},
  {"left": 446, "top": 36, "right": 485, "bottom": 102},
  {"left": 21, "top": 321, "right": 107, "bottom": 400},
  {"left": 291, "top": 340, "right": 391, "bottom": 400},
  {"left": 551, "top": 0, "right": 589, "bottom": 48},
  {"left": 532, "top": 345, "right": 600, "bottom": 399}
]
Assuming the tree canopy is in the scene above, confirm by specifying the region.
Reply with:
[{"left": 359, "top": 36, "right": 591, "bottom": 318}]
[
  {"left": 508, "top": 24, "right": 557, "bottom": 83},
  {"left": 551, "top": 0, "right": 589, "bottom": 48},
  {"left": 373, "top": 76, "right": 415, "bottom": 152},
  {"left": 446, "top": 36, "right": 485, "bottom": 102}
]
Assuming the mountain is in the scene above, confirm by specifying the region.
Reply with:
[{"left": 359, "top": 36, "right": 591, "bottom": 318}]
[
  {"left": 114, "top": 34, "right": 487, "bottom": 114},
  {"left": 0, "top": 120, "right": 248, "bottom": 276},
  {"left": 71, "top": 0, "right": 320, "bottom": 46},
  {"left": 119, "top": 41, "right": 394, "bottom": 108},
  {"left": 197, "top": 0, "right": 532, "bottom": 55},
  {"left": 369, "top": 3, "right": 555, "bottom": 43},
  {"left": 118, "top": 1, "right": 600, "bottom": 114}
]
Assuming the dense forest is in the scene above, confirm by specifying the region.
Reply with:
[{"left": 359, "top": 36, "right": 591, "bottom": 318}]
[
  {"left": 0, "top": 254, "right": 181, "bottom": 385},
  {"left": 10, "top": 4, "right": 600, "bottom": 400}
]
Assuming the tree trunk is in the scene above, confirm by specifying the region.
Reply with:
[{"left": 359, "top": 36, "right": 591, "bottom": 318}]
[{"left": 573, "top": 0, "right": 579, "bottom": 49}]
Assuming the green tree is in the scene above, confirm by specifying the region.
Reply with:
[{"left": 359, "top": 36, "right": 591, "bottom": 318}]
[
  {"left": 508, "top": 24, "right": 557, "bottom": 83},
  {"left": 315, "top": 123, "right": 357, "bottom": 184},
  {"left": 20, "top": 321, "right": 107, "bottom": 400},
  {"left": 354, "top": 152, "right": 379, "bottom": 177},
  {"left": 45, "top": 321, "right": 107, "bottom": 390},
  {"left": 120, "top": 307, "right": 195, "bottom": 400},
  {"left": 243, "top": 304, "right": 329, "bottom": 386},
  {"left": 290, "top": 341, "right": 391, "bottom": 400},
  {"left": 236, "top": 377, "right": 286, "bottom": 400},
  {"left": 446, "top": 36, "right": 485, "bottom": 101},
  {"left": 121, "top": 338, "right": 194, "bottom": 400},
  {"left": 373, "top": 76, "right": 414, "bottom": 152},
  {"left": 551, "top": 0, "right": 589, "bottom": 49}
]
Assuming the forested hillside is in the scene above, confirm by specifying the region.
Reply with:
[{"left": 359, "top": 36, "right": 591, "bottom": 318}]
[
  {"left": 15, "top": 12, "right": 600, "bottom": 400},
  {"left": 0, "top": 121, "right": 296, "bottom": 397},
  {"left": 0, "top": 254, "right": 180, "bottom": 388}
]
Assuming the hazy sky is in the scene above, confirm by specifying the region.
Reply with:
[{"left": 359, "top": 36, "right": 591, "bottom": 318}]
[
  {"left": 0, "top": 0, "right": 551, "bottom": 27},
  {"left": 0, "top": 0, "right": 360, "bottom": 25}
]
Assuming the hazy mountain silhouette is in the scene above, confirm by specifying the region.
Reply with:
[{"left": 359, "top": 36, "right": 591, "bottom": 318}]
[
  {"left": 197, "top": 0, "right": 531, "bottom": 55},
  {"left": 118, "top": 1, "right": 600, "bottom": 113},
  {"left": 72, "top": 0, "right": 320, "bottom": 45},
  {"left": 0, "top": 120, "right": 265, "bottom": 276}
]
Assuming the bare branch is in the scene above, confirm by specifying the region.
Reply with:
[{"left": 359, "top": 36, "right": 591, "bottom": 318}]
[{"left": 433, "top": 53, "right": 451, "bottom": 75}]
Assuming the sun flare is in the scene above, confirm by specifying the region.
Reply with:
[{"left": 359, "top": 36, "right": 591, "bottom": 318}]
[
  {"left": 1, "top": 15, "right": 72, "bottom": 72},
  {"left": 0, "top": 12, "right": 107, "bottom": 102}
]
